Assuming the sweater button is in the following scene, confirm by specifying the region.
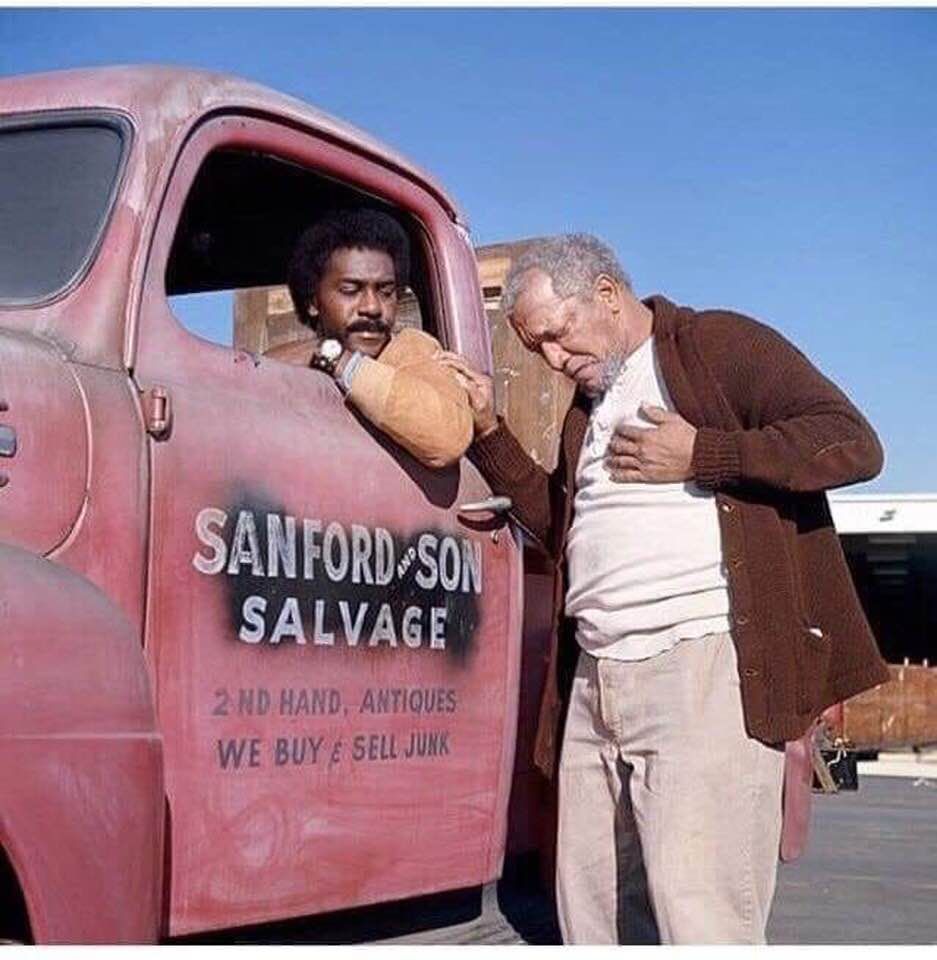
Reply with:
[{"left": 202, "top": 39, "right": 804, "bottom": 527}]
[
  {"left": 720, "top": 502, "right": 735, "bottom": 514},
  {"left": 735, "top": 614, "right": 750, "bottom": 626},
  {"left": 730, "top": 556, "right": 744, "bottom": 568},
  {"left": 743, "top": 667, "right": 760, "bottom": 678}
]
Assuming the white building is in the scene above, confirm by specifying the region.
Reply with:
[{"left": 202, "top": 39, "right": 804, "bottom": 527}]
[{"left": 829, "top": 493, "right": 937, "bottom": 666}]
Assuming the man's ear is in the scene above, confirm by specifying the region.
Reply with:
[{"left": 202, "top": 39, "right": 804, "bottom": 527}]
[
  {"left": 592, "top": 273, "right": 623, "bottom": 314},
  {"left": 298, "top": 299, "right": 319, "bottom": 332},
  {"left": 594, "top": 274, "right": 619, "bottom": 308}
]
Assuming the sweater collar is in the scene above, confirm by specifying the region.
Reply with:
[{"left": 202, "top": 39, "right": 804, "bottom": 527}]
[
  {"left": 642, "top": 293, "right": 708, "bottom": 427},
  {"left": 643, "top": 293, "right": 680, "bottom": 340}
]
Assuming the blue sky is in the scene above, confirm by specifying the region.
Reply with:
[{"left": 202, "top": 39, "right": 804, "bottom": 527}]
[{"left": 2, "top": 8, "right": 935, "bottom": 492}]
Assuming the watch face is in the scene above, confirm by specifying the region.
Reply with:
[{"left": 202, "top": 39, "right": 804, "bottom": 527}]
[{"left": 320, "top": 338, "right": 343, "bottom": 361}]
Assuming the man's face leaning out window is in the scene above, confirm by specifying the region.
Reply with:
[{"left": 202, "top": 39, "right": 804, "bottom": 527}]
[{"left": 312, "top": 246, "right": 399, "bottom": 359}]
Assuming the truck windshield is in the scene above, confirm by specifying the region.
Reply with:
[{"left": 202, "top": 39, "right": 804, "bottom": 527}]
[{"left": 0, "top": 119, "right": 125, "bottom": 304}]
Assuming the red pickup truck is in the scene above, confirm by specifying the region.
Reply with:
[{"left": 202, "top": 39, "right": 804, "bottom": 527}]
[{"left": 0, "top": 65, "right": 532, "bottom": 943}]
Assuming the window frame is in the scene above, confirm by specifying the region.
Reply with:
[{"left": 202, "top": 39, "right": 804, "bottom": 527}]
[
  {"left": 0, "top": 108, "right": 133, "bottom": 309},
  {"left": 133, "top": 111, "right": 458, "bottom": 366}
]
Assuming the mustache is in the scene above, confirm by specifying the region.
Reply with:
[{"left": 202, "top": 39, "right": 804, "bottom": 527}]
[{"left": 347, "top": 319, "right": 391, "bottom": 335}]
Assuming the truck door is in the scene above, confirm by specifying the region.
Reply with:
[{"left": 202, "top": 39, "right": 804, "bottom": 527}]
[{"left": 131, "top": 115, "right": 523, "bottom": 937}]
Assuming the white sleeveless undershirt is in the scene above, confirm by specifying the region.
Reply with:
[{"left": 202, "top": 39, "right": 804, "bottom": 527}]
[{"left": 565, "top": 335, "right": 732, "bottom": 661}]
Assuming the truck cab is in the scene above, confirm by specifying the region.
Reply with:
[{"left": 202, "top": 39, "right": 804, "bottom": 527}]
[{"left": 0, "top": 66, "right": 525, "bottom": 942}]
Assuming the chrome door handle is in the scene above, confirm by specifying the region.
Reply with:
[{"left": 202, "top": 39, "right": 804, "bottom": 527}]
[
  {"left": 457, "top": 495, "right": 512, "bottom": 515},
  {"left": 142, "top": 385, "right": 173, "bottom": 440},
  {"left": 0, "top": 424, "right": 16, "bottom": 457}
]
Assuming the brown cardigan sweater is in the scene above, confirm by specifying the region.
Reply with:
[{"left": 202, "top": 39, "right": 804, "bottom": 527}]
[{"left": 471, "top": 295, "right": 891, "bottom": 780}]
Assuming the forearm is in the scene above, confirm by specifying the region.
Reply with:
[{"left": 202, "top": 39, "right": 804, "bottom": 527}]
[
  {"left": 347, "top": 356, "right": 472, "bottom": 468},
  {"left": 692, "top": 313, "right": 885, "bottom": 494},
  {"left": 469, "top": 419, "right": 556, "bottom": 551},
  {"left": 693, "top": 406, "right": 884, "bottom": 493}
]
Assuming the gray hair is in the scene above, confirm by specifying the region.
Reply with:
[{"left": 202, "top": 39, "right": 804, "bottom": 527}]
[{"left": 500, "top": 233, "right": 632, "bottom": 317}]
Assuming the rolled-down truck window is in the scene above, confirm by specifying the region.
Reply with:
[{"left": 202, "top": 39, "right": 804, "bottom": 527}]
[
  {"left": 0, "top": 116, "right": 126, "bottom": 304},
  {"left": 166, "top": 148, "right": 427, "bottom": 352}
]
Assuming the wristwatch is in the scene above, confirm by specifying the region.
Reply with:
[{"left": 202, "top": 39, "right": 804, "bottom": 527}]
[{"left": 310, "top": 338, "right": 343, "bottom": 375}]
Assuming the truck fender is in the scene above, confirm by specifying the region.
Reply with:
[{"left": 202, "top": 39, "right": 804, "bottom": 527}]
[{"left": 0, "top": 543, "right": 163, "bottom": 943}]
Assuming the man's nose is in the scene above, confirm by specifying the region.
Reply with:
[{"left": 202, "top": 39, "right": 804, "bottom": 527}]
[
  {"left": 358, "top": 288, "right": 382, "bottom": 317},
  {"left": 541, "top": 342, "right": 567, "bottom": 371}
]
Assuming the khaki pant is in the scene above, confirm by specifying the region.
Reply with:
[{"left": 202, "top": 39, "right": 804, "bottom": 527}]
[{"left": 556, "top": 631, "right": 785, "bottom": 944}]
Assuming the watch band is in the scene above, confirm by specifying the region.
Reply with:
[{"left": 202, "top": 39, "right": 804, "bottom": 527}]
[
  {"left": 310, "top": 350, "right": 339, "bottom": 375},
  {"left": 337, "top": 351, "right": 365, "bottom": 394}
]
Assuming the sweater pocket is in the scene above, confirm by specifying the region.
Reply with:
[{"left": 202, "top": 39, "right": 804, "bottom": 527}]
[
  {"left": 794, "top": 622, "right": 833, "bottom": 715},
  {"left": 776, "top": 508, "right": 832, "bottom": 713}
]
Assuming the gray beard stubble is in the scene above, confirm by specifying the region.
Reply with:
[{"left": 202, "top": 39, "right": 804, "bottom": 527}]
[{"left": 595, "top": 350, "right": 629, "bottom": 395}]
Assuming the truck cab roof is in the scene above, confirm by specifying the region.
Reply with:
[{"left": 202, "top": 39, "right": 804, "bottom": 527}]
[{"left": 0, "top": 65, "right": 467, "bottom": 228}]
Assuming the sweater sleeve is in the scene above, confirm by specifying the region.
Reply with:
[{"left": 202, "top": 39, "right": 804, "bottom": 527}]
[
  {"left": 691, "top": 315, "right": 884, "bottom": 493},
  {"left": 347, "top": 329, "right": 473, "bottom": 469},
  {"left": 469, "top": 418, "right": 558, "bottom": 555}
]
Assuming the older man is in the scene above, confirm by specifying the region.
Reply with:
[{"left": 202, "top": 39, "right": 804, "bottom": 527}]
[
  {"left": 272, "top": 208, "right": 472, "bottom": 468},
  {"left": 439, "top": 234, "right": 889, "bottom": 944}
]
